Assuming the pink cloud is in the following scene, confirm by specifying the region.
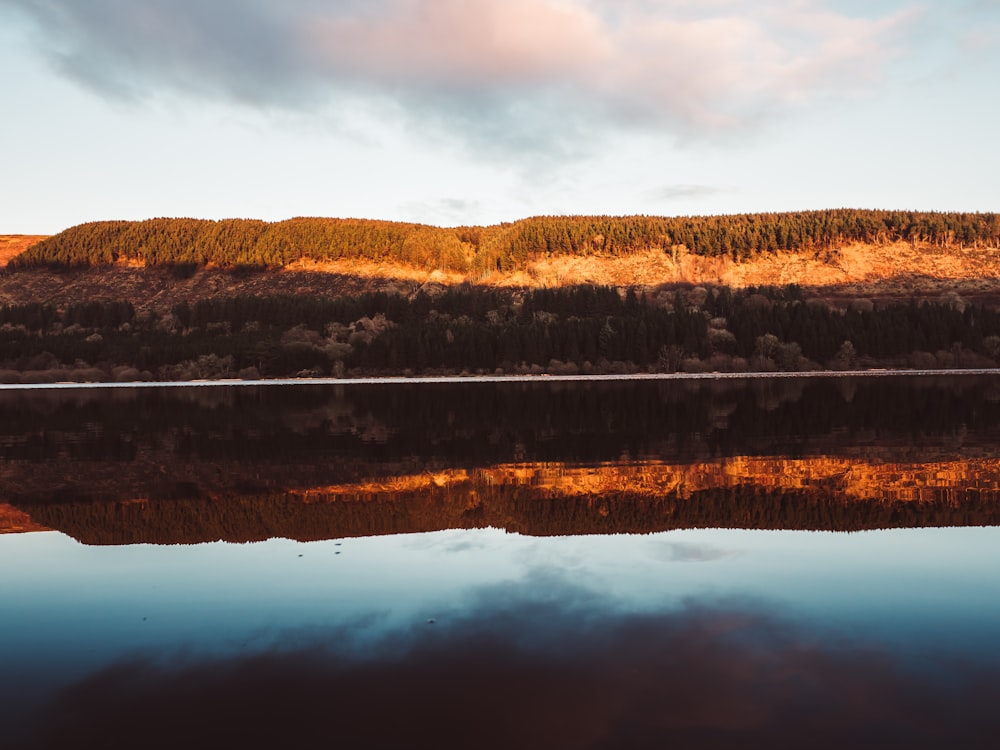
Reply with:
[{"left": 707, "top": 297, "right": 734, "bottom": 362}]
[
  {"left": 307, "top": 0, "right": 612, "bottom": 87},
  {"left": 304, "top": 0, "right": 917, "bottom": 131},
  {"left": 7, "top": 0, "right": 921, "bottom": 139}
]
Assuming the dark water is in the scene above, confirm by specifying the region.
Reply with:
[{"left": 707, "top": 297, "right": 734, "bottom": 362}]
[{"left": 3, "top": 377, "right": 1000, "bottom": 748}]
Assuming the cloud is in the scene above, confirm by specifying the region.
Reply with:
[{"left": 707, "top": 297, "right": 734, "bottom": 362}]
[
  {"left": 4, "top": 0, "right": 319, "bottom": 106},
  {"left": 648, "top": 183, "right": 732, "bottom": 201},
  {"left": 6, "top": 1, "right": 920, "bottom": 153},
  {"left": 13, "top": 591, "right": 1000, "bottom": 749},
  {"left": 398, "top": 197, "right": 486, "bottom": 226},
  {"left": 962, "top": 26, "right": 1000, "bottom": 56}
]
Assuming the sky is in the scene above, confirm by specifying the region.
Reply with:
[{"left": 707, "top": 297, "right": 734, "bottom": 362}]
[{"left": 1, "top": 0, "right": 998, "bottom": 234}]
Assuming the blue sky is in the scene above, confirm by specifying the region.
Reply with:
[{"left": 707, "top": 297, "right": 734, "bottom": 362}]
[{"left": 1, "top": 0, "right": 998, "bottom": 234}]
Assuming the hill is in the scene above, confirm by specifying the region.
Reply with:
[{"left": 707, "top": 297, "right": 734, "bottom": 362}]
[
  {"left": 3, "top": 210, "right": 1000, "bottom": 382},
  {"left": 4, "top": 210, "right": 1000, "bottom": 311},
  {"left": 10, "top": 210, "right": 1000, "bottom": 276},
  {"left": 4, "top": 239, "right": 1000, "bottom": 315}
]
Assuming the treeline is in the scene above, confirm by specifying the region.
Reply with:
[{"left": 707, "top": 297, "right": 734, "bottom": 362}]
[
  {"left": 20, "top": 484, "right": 1000, "bottom": 546},
  {"left": 4, "top": 285, "right": 1000, "bottom": 380},
  {"left": 8, "top": 217, "right": 469, "bottom": 272},
  {"left": 10, "top": 210, "right": 1000, "bottom": 272},
  {"left": 473, "top": 210, "right": 1000, "bottom": 270}
]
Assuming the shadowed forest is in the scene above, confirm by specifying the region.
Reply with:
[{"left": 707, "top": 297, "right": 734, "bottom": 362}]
[{"left": 2, "top": 283, "right": 999, "bottom": 381}]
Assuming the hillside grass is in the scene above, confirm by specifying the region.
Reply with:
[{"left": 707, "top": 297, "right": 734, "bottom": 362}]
[{"left": 0, "top": 235, "right": 47, "bottom": 267}]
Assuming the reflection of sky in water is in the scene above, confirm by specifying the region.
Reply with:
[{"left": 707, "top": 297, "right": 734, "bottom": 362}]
[{"left": 4, "top": 527, "right": 1000, "bottom": 746}]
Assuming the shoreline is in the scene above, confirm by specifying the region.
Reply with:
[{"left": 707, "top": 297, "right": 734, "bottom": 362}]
[{"left": 1, "top": 368, "right": 999, "bottom": 390}]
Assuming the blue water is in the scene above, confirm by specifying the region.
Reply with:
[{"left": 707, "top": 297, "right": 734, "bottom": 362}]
[
  {"left": 5, "top": 376, "right": 1000, "bottom": 748},
  {"left": 4, "top": 526, "right": 1000, "bottom": 748}
]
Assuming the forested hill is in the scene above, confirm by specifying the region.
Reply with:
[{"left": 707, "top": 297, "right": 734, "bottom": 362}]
[{"left": 11, "top": 210, "right": 1000, "bottom": 273}]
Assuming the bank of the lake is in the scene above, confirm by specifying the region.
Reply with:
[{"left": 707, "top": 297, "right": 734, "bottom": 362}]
[{"left": 2, "top": 367, "right": 1000, "bottom": 390}]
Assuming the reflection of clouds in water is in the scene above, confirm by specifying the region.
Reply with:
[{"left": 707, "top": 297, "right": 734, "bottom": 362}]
[
  {"left": 458, "top": 567, "right": 607, "bottom": 621},
  {"left": 437, "top": 539, "right": 488, "bottom": 554},
  {"left": 652, "top": 541, "right": 739, "bottom": 563},
  {"left": 400, "top": 528, "right": 511, "bottom": 555},
  {"left": 15, "top": 583, "right": 1000, "bottom": 749}
]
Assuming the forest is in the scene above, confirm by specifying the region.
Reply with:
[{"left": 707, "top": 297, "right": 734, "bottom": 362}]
[
  {"left": 2, "top": 283, "right": 999, "bottom": 381},
  {"left": 19, "top": 483, "right": 1000, "bottom": 545},
  {"left": 10, "top": 209, "right": 1000, "bottom": 272}
]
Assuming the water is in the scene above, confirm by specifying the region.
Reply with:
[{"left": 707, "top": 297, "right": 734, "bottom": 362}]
[{"left": 3, "top": 377, "right": 1000, "bottom": 748}]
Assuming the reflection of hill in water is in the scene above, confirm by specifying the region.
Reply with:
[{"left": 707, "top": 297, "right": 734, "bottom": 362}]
[
  {"left": 0, "top": 503, "right": 49, "bottom": 534},
  {"left": 5, "top": 377, "right": 1000, "bottom": 544},
  {"left": 11, "top": 457, "right": 1000, "bottom": 545}
]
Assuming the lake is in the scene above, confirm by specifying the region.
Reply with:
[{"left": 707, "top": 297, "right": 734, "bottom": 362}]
[{"left": 3, "top": 376, "right": 1000, "bottom": 748}]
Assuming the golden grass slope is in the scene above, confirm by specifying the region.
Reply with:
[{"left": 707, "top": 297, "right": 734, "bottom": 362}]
[
  {"left": 246, "top": 240, "right": 1000, "bottom": 294},
  {"left": 0, "top": 235, "right": 46, "bottom": 267},
  {"left": 2, "top": 239, "right": 1000, "bottom": 312},
  {"left": 486, "top": 241, "right": 1000, "bottom": 291}
]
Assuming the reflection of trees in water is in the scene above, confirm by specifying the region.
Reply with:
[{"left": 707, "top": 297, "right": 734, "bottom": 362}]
[
  {"left": 1, "top": 378, "right": 1000, "bottom": 465},
  {"left": 5, "top": 377, "right": 1000, "bottom": 544},
  {"left": 22, "top": 472, "right": 1000, "bottom": 546}
]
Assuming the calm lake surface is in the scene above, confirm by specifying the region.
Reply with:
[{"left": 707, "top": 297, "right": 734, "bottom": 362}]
[{"left": 3, "top": 376, "right": 1000, "bottom": 748}]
